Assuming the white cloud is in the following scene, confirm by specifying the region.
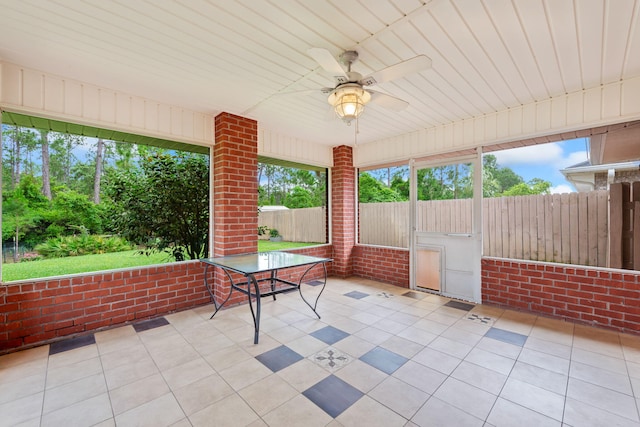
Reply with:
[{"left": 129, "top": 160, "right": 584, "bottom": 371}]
[
  {"left": 550, "top": 184, "right": 575, "bottom": 194},
  {"left": 557, "top": 150, "right": 589, "bottom": 169},
  {"left": 492, "top": 143, "right": 564, "bottom": 165}
]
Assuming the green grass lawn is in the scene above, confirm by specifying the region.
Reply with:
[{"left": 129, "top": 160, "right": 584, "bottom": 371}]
[{"left": 2, "top": 241, "right": 322, "bottom": 282}]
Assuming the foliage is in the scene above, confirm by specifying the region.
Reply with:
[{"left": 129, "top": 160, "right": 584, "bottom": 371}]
[
  {"left": 500, "top": 178, "right": 551, "bottom": 196},
  {"left": 259, "top": 164, "right": 326, "bottom": 208},
  {"left": 269, "top": 228, "right": 280, "bottom": 238},
  {"left": 103, "top": 151, "right": 209, "bottom": 261},
  {"left": 34, "top": 234, "right": 133, "bottom": 258},
  {"left": 359, "top": 173, "right": 403, "bottom": 202},
  {"left": 258, "top": 225, "right": 269, "bottom": 236}
]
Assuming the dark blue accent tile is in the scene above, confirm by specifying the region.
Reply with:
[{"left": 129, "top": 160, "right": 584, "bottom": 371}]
[
  {"left": 133, "top": 317, "right": 170, "bottom": 333},
  {"left": 485, "top": 327, "right": 528, "bottom": 347},
  {"left": 402, "top": 291, "right": 424, "bottom": 300},
  {"left": 303, "top": 375, "right": 363, "bottom": 418},
  {"left": 49, "top": 334, "right": 96, "bottom": 355},
  {"left": 256, "top": 345, "right": 303, "bottom": 372},
  {"left": 310, "top": 326, "right": 350, "bottom": 345},
  {"left": 344, "top": 290, "right": 369, "bottom": 299},
  {"left": 445, "top": 300, "right": 475, "bottom": 311},
  {"left": 359, "top": 347, "right": 408, "bottom": 375},
  {"left": 306, "top": 280, "right": 324, "bottom": 287}
]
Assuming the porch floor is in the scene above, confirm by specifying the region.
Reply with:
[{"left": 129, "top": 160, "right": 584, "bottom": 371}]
[{"left": 2, "top": 277, "right": 640, "bottom": 426}]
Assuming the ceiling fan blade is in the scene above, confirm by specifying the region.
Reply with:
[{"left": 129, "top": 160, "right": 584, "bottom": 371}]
[
  {"left": 307, "top": 48, "right": 348, "bottom": 80},
  {"left": 368, "top": 90, "right": 409, "bottom": 111},
  {"left": 360, "top": 55, "right": 431, "bottom": 86}
]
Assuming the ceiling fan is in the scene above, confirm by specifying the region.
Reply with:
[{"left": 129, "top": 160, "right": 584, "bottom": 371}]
[{"left": 307, "top": 47, "right": 432, "bottom": 125}]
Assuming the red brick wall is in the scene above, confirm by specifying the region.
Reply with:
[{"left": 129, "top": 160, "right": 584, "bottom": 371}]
[
  {"left": 331, "top": 146, "right": 355, "bottom": 277},
  {"left": 213, "top": 112, "right": 258, "bottom": 306},
  {"left": 1, "top": 262, "right": 210, "bottom": 353},
  {"left": 482, "top": 257, "right": 640, "bottom": 333},
  {"left": 352, "top": 245, "right": 409, "bottom": 288}
]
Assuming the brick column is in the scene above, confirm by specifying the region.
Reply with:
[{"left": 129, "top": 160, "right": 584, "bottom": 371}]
[
  {"left": 213, "top": 112, "right": 258, "bottom": 303},
  {"left": 331, "top": 145, "right": 356, "bottom": 277}
]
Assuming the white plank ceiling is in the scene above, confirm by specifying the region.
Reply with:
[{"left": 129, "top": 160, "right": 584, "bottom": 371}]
[{"left": 0, "top": 0, "right": 639, "bottom": 147}]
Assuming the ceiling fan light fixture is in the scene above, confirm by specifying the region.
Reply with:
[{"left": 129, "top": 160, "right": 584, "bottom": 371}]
[{"left": 327, "top": 84, "right": 371, "bottom": 124}]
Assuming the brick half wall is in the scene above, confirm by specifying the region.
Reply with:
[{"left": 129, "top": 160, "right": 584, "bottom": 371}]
[
  {"left": 352, "top": 245, "right": 409, "bottom": 288},
  {"left": 482, "top": 257, "right": 640, "bottom": 334},
  {"left": 1, "top": 262, "right": 210, "bottom": 353}
]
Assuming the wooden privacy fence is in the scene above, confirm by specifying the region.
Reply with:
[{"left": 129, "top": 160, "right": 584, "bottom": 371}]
[
  {"left": 358, "top": 191, "right": 609, "bottom": 267},
  {"left": 610, "top": 182, "right": 640, "bottom": 269},
  {"left": 258, "top": 207, "right": 326, "bottom": 243}
]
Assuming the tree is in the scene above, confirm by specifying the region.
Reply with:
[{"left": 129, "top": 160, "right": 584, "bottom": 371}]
[
  {"left": 104, "top": 151, "right": 210, "bottom": 261},
  {"left": 359, "top": 173, "right": 403, "bottom": 202},
  {"left": 93, "top": 139, "right": 104, "bottom": 204},
  {"left": 40, "top": 130, "right": 52, "bottom": 200},
  {"left": 500, "top": 178, "right": 551, "bottom": 196}
]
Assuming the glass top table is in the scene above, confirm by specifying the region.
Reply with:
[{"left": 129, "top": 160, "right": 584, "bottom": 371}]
[{"left": 201, "top": 252, "right": 332, "bottom": 343}]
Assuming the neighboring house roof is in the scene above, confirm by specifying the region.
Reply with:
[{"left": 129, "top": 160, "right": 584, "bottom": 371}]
[{"left": 561, "top": 160, "right": 640, "bottom": 192}]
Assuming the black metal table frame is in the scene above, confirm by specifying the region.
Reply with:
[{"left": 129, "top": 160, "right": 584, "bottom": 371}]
[{"left": 202, "top": 254, "right": 330, "bottom": 344}]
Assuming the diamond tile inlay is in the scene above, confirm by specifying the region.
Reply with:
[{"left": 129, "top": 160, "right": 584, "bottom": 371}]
[
  {"left": 303, "top": 375, "right": 363, "bottom": 417},
  {"left": 467, "top": 313, "right": 494, "bottom": 325},
  {"left": 311, "top": 347, "right": 353, "bottom": 371}
]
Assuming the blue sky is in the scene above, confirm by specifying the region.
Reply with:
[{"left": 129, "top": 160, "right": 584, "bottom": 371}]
[{"left": 490, "top": 137, "right": 589, "bottom": 194}]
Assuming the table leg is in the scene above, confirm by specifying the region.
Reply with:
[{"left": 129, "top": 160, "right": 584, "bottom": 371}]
[
  {"left": 246, "top": 274, "right": 262, "bottom": 344},
  {"left": 297, "top": 261, "right": 327, "bottom": 319},
  {"left": 206, "top": 265, "right": 235, "bottom": 319}
]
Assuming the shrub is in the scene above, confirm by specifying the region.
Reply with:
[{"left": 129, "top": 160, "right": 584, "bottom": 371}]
[{"left": 34, "top": 234, "right": 133, "bottom": 258}]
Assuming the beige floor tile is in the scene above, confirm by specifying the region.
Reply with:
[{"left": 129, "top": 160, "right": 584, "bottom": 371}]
[
  {"left": 45, "top": 357, "right": 103, "bottom": 389},
  {"left": 451, "top": 361, "right": 507, "bottom": 395},
  {"left": 412, "top": 318, "right": 450, "bottom": 335},
  {"left": 570, "top": 360, "right": 633, "bottom": 394},
  {"left": 48, "top": 344, "right": 99, "bottom": 369},
  {"left": 334, "top": 359, "right": 387, "bottom": 393},
  {"left": 238, "top": 334, "right": 281, "bottom": 356},
  {"left": 354, "top": 326, "right": 393, "bottom": 345},
  {"left": 146, "top": 340, "right": 201, "bottom": 371},
  {"left": 203, "top": 343, "right": 252, "bottom": 371},
  {"left": 379, "top": 335, "right": 424, "bottom": 359},
  {"left": 529, "top": 317, "right": 574, "bottom": 346},
  {"left": 337, "top": 395, "right": 407, "bottom": 427},
  {"left": 564, "top": 397, "right": 640, "bottom": 427},
  {"left": 41, "top": 393, "right": 112, "bottom": 427},
  {"left": 509, "top": 361, "right": 567, "bottom": 395},
  {"left": 115, "top": 393, "right": 185, "bottom": 427},
  {"left": 103, "top": 356, "right": 159, "bottom": 390},
  {"left": 368, "top": 376, "right": 429, "bottom": 419},
  {"left": 0, "top": 345, "right": 49, "bottom": 369},
  {"left": 0, "top": 371, "right": 45, "bottom": 405},
  {"left": 190, "top": 393, "right": 260, "bottom": 427},
  {"left": 433, "top": 377, "right": 497, "bottom": 420},
  {"left": 464, "top": 347, "right": 516, "bottom": 376},
  {"left": 276, "top": 358, "right": 330, "bottom": 391},
  {"left": 267, "top": 323, "right": 308, "bottom": 343},
  {"left": 387, "top": 311, "right": 422, "bottom": 326},
  {"left": 94, "top": 325, "right": 137, "bottom": 344},
  {"left": 571, "top": 347, "right": 628, "bottom": 375},
  {"left": 0, "top": 391, "right": 43, "bottom": 427},
  {"left": 567, "top": 377, "right": 639, "bottom": 422},
  {"left": 451, "top": 318, "right": 492, "bottom": 336},
  {"left": 372, "top": 317, "right": 408, "bottom": 335},
  {"left": 412, "top": 347, "right": 462, "bottom": 375},
  {"left": 0, "top": 357, "right": 48, "bottom": 384},
  {"left": 261, "top": 393, "right": 333, "bottom": 427},
  {"left": 411, "top": 396, "right": 484, "bottom": 427},
  {"left": 109, "top": 373, "right": 170, "bottom": 415},
  {"left": 99, "top": 342, "right": 149, "bottom": 371},
  {"left": 286, "top": 334, "right": 330, "bottom": 357},
  {"left": 517, "top": 348, "right": 570, "bottom": 376},
  {"left": 161, "top": 356, "right": 215, "bottom": 390},
  {"left": 392, "top": 360, "right": 447, "bottom": 395},
  {"left": 499, "top": 378, "right": 565, "bottom": 421},
  {"left": 43, "top": 372, "right": 107, "bottom": 414},
  {"left": 428, "top": 336, "right": 473, "bottom": 359},
  {"left": 486, "top": 397, "right": 561, "bottom": 427},
  {"left": 440, "top": 326, "right": 484, "bottom": 347},
  {"left": 218, "top": 357, "right": 272, "bottom": 391},
  {"left": 396, "top": 325, "right": 438, "bottom": 346},
  {"left": 239, "top": 373, "right": 298, "bottom": 415},
  {"left": 475, "top": 336, "right": 522, "bottom": 359},
  {"left": 523, "top": 336, "right": 571, "bottom": 359},
  {"left": 173, "top": 373, "right": 234, "bottom": 416}
]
